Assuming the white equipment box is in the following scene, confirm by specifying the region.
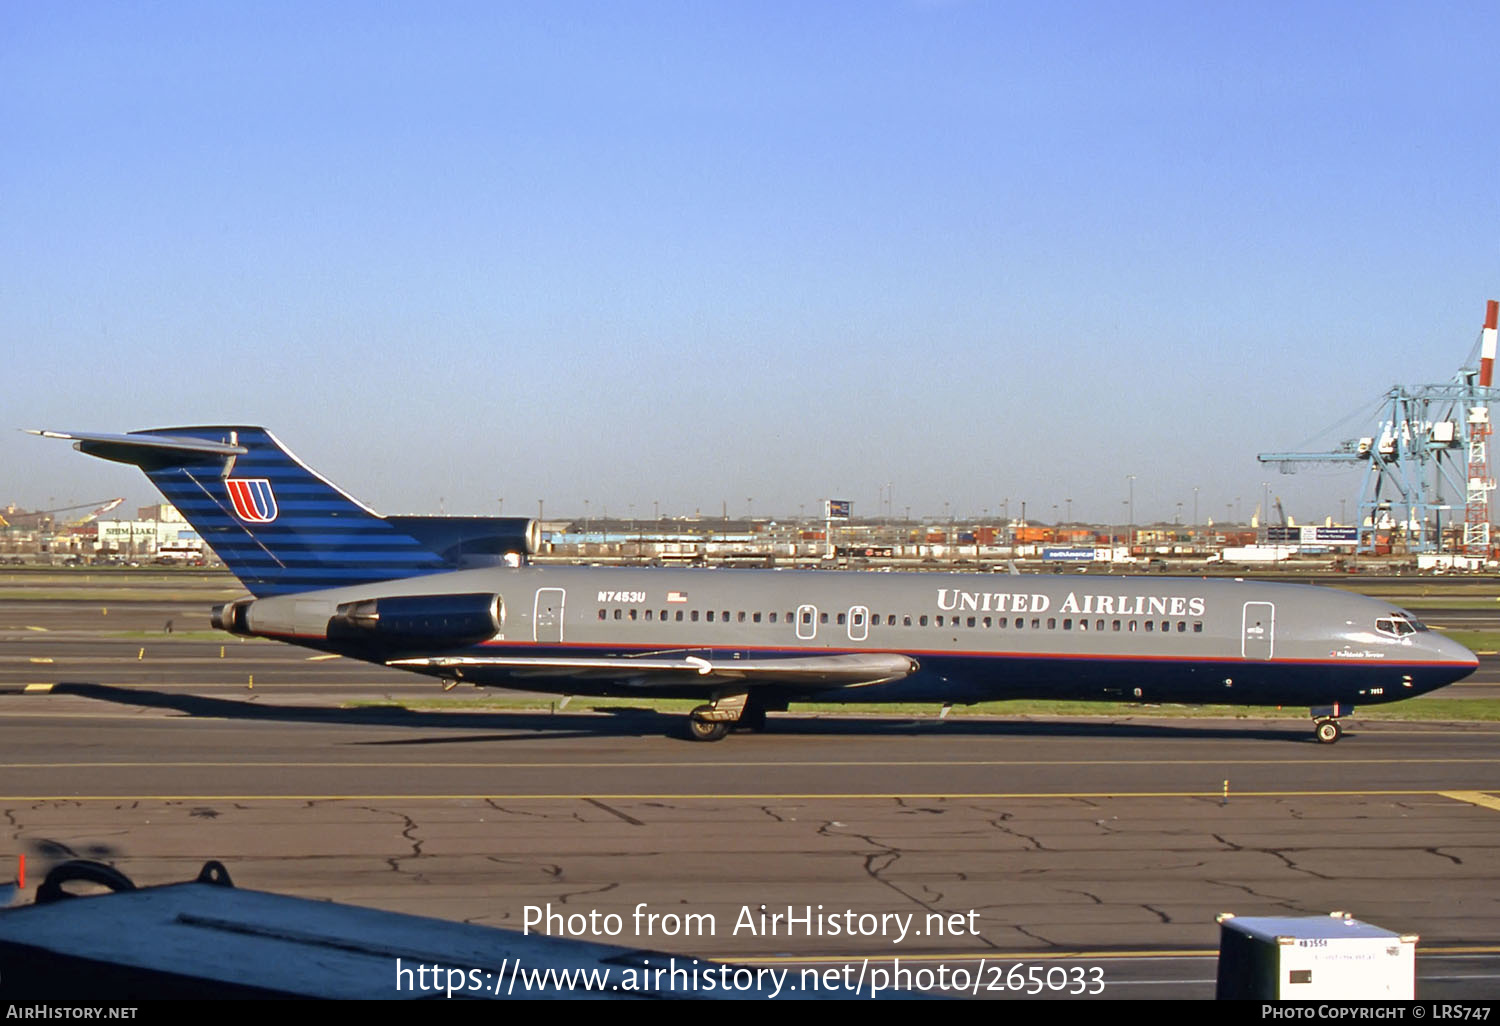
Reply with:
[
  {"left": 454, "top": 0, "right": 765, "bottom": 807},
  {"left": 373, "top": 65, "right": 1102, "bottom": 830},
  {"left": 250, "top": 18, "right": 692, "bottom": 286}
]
[{"left": 1215, "top": 911, "right": 1417, "bottom": 999}]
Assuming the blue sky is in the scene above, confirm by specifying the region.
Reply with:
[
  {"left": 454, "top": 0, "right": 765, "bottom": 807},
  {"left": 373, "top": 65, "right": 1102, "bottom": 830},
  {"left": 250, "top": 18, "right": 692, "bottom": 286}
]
[{"left": 4, "top": 1, "right": 1499, "bottom": 525}]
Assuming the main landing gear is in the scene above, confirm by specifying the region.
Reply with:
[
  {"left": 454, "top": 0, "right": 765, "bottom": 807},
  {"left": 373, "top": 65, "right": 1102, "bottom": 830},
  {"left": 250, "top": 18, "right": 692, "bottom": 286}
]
[
  {"left": 686, "top": 692, "right": 775, "bottom": 741},
  {"left": 688, "top": 709, "right": 730, "bottom": 742},
  {"left": 1311, "top": 704, "right": 1350, "bottom": 744}
]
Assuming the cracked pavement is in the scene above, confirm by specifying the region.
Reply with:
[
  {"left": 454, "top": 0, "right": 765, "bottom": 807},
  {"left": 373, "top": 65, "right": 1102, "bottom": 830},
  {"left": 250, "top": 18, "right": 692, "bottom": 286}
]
[{"left": 5, "top": 789, "right": 1498, "bottom": 958}]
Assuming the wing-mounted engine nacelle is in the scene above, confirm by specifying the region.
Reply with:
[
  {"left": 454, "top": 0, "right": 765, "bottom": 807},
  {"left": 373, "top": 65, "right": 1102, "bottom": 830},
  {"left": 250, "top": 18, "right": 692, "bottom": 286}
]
[{"left": 326, "top": 593, "right": 504, "bottom": 650}]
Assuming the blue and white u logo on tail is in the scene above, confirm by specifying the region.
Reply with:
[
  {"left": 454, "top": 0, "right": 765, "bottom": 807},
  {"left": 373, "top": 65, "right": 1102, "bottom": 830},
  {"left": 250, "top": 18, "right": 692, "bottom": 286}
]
[{"left": 226, "top": 478, "right": 279, "bottom": 523}]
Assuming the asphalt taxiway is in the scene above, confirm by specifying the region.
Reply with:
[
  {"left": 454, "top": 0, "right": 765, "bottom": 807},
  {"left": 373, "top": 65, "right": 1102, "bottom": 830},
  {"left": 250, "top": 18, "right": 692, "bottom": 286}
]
[{"left": 2, "top": 577, "right": 1499, "bottom": 999}]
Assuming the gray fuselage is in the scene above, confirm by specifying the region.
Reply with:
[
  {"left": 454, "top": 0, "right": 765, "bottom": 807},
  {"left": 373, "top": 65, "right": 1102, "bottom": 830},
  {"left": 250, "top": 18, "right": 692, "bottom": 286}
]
[{"left": 232, "top": 564, "right": 1478, "bottom": 709}]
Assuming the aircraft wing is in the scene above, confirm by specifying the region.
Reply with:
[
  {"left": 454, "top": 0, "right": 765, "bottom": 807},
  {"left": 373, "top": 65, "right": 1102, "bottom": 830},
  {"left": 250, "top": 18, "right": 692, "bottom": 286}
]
[{"left": 388, "top": 651, "right": 918, "bottom": 688}]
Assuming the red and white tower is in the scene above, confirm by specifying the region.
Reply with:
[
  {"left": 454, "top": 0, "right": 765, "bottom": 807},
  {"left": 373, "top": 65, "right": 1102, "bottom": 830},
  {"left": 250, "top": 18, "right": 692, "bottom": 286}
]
[{"left": 1463, "top": 300, "right": 1497, "bottom": 556}]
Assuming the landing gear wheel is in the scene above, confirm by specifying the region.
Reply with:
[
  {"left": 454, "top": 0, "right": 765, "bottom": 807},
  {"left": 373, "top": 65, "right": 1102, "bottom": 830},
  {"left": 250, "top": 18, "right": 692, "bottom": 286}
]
[
  {"left": 1314, "top": 719, "right": 1342, "bottom": 744},
  {"left": 688, "top": 706, "right": 730, "bottom": 742}
]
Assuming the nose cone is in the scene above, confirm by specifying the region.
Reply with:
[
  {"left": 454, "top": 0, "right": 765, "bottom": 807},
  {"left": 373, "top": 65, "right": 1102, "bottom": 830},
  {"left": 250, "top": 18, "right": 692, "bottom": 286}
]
[{"left": 1429, "top": 632, "right": 1480, "bottom": 684}]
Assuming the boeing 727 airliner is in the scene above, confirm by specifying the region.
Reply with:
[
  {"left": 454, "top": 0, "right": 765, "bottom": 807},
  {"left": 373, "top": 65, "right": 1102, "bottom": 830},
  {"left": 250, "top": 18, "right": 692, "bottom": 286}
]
[{"left": 33, "top": 426, "right": 1478, "bottom": 742}]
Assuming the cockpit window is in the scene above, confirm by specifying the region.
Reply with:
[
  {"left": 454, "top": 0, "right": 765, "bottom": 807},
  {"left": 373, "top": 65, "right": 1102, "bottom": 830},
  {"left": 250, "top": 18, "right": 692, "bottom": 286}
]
[{"left": 1375, "top": 613, "right": 1422, "bottom": 637}]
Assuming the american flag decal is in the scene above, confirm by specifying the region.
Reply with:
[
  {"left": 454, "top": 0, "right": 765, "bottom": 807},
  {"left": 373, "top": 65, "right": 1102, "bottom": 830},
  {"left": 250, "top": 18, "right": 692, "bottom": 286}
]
[
  {"left": 226, "top": 478, "right": 279, "bottom": 523},
  {"left": 667, "top": 591, "right": 688, "bottom": 603}
]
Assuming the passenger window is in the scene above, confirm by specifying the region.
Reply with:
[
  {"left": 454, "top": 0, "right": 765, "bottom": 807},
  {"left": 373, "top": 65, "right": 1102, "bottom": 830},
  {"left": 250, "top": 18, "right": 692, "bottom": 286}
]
[
  {"left": 598, "top": 609, "right": 606, "bottom": 621},
  {"left": 753, "top": 612, "right": 761, "bottom": 623},
  {"left": 707, "top": 611, "right": 715, "bottom": 622},
  {"left": 1128, "top": 620, "right": 1137, "bottom": 632},
  {"left": 1063, "top": 618, "right": 1072, "bottom": 630},
  {"left": 967, "top": 616, "right": 976, "bottom": 627},
  {"left": 646, "top": 610, "right": 654, "bottom": 621},
  {"left": 1112, "top": 620, "right": 1121, "bottom": 631},
  {"left": 737, "top": 611, "right": 746, "bottom": 623},
  {"left": 1046, "top": 617, "right": 1056, "bottom": 629},
  {"left": 1177, "top": 621, "right": 1186, "bottom": 632},
  {"left": 1193, "top": 622, "right": 1203, "bottom": 633},
  {"left": 983, "top": 616, "right": 992, "bottom": 628},
  {"left": 613, "top": 609, "right": 622, "bottom": 620},
  {"left": 802, "top": 611, "right": 812, "bottom": 625},
  {"left": 1145, "top": 621, "right": 1154, "bottom": 632},
  {"left": 691, "top": 610, "right": 700, "bottom": 622},
  {"left": 903, "top": 615, "right": 912, "bottom": 626},
  {"left": 1031, "top": 618, "right": 1040, "bottom": 629},
  {"left": 769, "top": 612, "right": 777, "bottom": 623},
  {"left": 819, "top": 613, "right": 828, "bottom": 624},
  {"left": 722, "top": 611, "right": 729, "bottom": 622},
  {"left": 837, "top": 613, "right": 847, "bottom": 625},
  {"left": 628, "top": 609, "right": 637, "bottom": 621},
  {"left": 675, "top": 611, "right": 684, "bottom": 622},
  {"left": 919, "top": 615, "right": 928, "bottom": 626},
  {"left": 936, "top": 615, "right": 945, "bottom": 627},
  {"left": 887, "top": 615, "right": 896, "bottom": 626},
  {"left": 1096, "top": 619, "right": 1105, "bottom": 631}
]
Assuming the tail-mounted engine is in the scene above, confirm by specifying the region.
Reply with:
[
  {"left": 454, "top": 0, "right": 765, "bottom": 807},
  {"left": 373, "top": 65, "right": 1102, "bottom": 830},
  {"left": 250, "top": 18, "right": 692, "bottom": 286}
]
[{"left": 326, "top": 593, "right": 503, "bottom": 650}]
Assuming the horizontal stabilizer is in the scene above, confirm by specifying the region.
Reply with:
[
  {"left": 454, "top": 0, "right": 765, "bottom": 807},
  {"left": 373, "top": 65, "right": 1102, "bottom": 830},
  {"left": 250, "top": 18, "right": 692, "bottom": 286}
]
[
  {"left": 390, "top": 651, "right": 918, "bottom": 688},
  {"left": 26, "top": 429, "right": 247, "bottom": 471}
]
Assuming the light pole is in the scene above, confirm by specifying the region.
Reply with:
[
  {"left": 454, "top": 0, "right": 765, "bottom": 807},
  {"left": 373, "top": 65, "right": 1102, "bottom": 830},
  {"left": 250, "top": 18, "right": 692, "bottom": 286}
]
[{"left": 1127, "top": 475, "right": 1136, "bottom": 551}]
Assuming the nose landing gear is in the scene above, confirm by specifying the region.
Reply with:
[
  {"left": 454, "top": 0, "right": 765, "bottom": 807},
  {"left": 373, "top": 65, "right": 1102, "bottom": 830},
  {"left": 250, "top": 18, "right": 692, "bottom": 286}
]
[
  {"left": 1314, "top": 719, "right": 1342, "bottom": 744},
  {"left": 1311, "top": 703, "right": 1350, "bottom": 744}
]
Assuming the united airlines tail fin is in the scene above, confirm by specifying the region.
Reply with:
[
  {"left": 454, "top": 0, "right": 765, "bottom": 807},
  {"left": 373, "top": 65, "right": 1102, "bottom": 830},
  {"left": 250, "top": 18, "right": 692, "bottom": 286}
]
[{"left": 31, "top": 427, "right": 538, "bottom": 597}]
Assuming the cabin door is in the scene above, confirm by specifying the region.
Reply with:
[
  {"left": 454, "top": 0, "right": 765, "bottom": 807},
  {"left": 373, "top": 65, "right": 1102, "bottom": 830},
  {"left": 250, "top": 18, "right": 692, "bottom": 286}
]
[
  {"left": 1242, "top": 601, "right": 1274, "bottom": 660},
  {"left": 534, "top": 588, "right": 565, "bottom": 643}
]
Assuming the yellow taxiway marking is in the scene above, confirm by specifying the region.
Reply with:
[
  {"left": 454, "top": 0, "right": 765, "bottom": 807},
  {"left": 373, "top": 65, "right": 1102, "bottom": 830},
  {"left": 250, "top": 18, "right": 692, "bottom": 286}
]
[
  {"left": 3, "top": 758, "right": 1499, "bottom": 770},
  {"left": 1439, "top": 790, "right": 1500, "bottom": 812},
  {"left": 306, "top": 654, "right": 341, "bottom": 661},
  {"left": 25, "top": 625, "right": 47, "bottom": 632},
  {"left": 27, "top": 657, "right": 53, "bottom": 663},
  {"left": 0, "top": 788, "right": 1486, "bottom": 802},
  {"left": 22, "top": 683, "right": 53, "bottom": 693}
]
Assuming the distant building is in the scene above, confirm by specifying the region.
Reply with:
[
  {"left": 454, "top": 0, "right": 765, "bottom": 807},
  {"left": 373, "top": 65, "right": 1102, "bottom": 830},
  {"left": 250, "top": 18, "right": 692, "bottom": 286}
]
[
  {"left": 137, "top": 503, "right": 187, "bottom": 523},
  {"left": 97, "top": 504, "right": 202, "bottom": 558}
]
